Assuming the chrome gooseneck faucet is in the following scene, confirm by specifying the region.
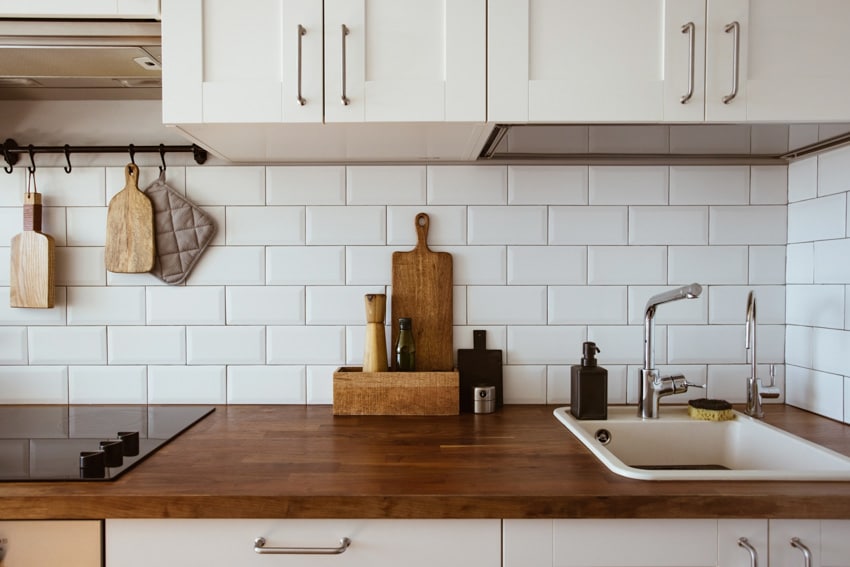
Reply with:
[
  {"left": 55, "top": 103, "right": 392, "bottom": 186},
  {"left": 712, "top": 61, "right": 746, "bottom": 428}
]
[
  {"left": 745, "top": 291, "right": 780, "bottom": 418},
  {"left": 639, "top": 283, "right": 704, "bottom": 419}
]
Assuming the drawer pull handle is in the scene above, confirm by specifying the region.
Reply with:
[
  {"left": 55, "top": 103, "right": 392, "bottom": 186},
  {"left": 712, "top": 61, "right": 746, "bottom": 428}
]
[
  {"left": 680, "top": 21, "right": 695, "bottom": 104},
  {"left": 296, "top": 24, "right": 307, "bottom": 106},
  {"left": 254, "top": 536, "right": 351, "bottom": 555},
  {"left": 737, "top": 537, "right": 759, "bottom": 567},
  {"left": 722, "top": 21, "right": 740, "bottom": 104},
  {"left": 790, "top": 537, "right": 812, "bottom": 567},
  {"left": 340, "top": 24, "right": 351, "bottom": 106}
]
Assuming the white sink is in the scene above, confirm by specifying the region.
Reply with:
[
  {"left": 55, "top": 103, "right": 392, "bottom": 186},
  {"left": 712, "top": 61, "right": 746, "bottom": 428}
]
[{"left": 554, "top": 406, "right": 850, "bottom": 481}]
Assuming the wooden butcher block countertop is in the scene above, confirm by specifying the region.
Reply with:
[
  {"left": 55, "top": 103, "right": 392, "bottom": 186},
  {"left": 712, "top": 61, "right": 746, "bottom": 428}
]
[{"left": 2, "top": 404, "right": 850, "bottom": 520}]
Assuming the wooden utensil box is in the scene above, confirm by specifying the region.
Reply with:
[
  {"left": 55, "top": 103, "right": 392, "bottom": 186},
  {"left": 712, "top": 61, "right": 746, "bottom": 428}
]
[{"left": 333, "top": 367, "right": 459, "bottom": 416}]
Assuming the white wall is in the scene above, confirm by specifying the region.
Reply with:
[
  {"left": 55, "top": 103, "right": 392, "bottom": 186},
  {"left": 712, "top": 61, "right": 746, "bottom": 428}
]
[
  {"left": 786, "top": 145, "right": 850, "bottom": 423},
  {"left": 1, "top": 160, "right": 794, "bottom": 411}
]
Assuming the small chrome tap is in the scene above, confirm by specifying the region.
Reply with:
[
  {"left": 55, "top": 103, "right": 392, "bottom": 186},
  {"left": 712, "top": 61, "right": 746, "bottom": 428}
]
[
  {"left": 639, "top": 283, "right": 704, "bottom": 419},
  {"left": 745, "top": 291, "right": 780, "bottom": 418}
]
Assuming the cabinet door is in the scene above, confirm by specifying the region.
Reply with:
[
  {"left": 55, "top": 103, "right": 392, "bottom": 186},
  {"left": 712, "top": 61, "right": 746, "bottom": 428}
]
[
  {"left": 0, "top": 520, "right": 101, "bottom": 567},
  {"left": 162, "top": 0, "right": 323, "bottom": 124},
  {"left": 489, "top": 0, "right": 704, "bottom": 123},
  {"left": 707, "top": 0, "right": 850, "bottom": 121},
  {"left": 821, "top": 520, "right": 850, "bottom": 567},
  {"left": 769, "top": 520, "right": 822, "bottom": 567},
  {"left": 324, "top": 0, "right": 485, "bottom": 123},
  {"left": 718, "top": 519, "right": 768, "bottom": 567},
  {"left": 106, "top": 518, "right": 500, "bottom": 567}
]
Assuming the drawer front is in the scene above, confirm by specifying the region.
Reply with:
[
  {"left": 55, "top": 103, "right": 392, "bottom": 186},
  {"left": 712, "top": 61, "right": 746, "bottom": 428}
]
[
  {"left": 106, "top": 519, "right": 500, "bottom": 567},
  {"left": 0, "top": 520, "right": 102, "bottom": 567}
]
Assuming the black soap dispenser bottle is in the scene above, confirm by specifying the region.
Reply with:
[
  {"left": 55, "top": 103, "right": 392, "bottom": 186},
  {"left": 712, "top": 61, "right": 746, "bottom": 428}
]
[{"left": 570, "top": 342, "right": 608, "bottom": 420}]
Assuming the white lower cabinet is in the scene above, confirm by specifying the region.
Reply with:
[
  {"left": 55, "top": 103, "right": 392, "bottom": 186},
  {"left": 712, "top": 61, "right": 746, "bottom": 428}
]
[
  {"left": 0, "top": 520, "right": 102, "bottom": 567},
  {"left": 106, "top": 519, "right": 500, "bottom": 567},
  {"left": 770, "top": 520, "right": 850, "bottom": 567}
]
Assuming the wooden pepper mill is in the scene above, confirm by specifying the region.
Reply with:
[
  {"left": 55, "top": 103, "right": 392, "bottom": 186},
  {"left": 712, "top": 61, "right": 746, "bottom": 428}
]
[{"left": 363, "top": 294, "right": 389, "bottom": 372}]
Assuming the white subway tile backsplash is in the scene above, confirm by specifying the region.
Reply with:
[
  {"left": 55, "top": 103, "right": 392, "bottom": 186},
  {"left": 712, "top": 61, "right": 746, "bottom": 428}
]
[
  {"left": 56, "top": 247, "right": 105, "bottom": 286},
  {"left": 749, "top": 245, "right": 787, "bottom": 284},
  {"left": 267, "top": 166, "right": 345, "bottom": 205},
  {"left": 507, "top": 166, "right": 588, "bottom": 205},
  {"left": 346, "top": 246, "right": 398, "bottom": 285},
  {"left": 750, "top": 167, "right": 787, "bottom": 205},
  {"left": 66, "top": 207, "right": 107, "bottom": 246},
  {"left": 588, "top": 246, "right": 667, "bottom": 285},
  {"left": 811, "top": 327, "right": 850, "bottom": 376},
  {"left": 785, "top": 325, "right": 814, "bottom": 369},
  {"left": 505, "top": 125, "right": 588, "bottom": 153},
  {"left": 443, "top": 246, "right": 506, "bottom": 285},
  {"left": 68, "top": 366, "right": 147, "bottom": 404},
  {"left": 787, "top": 157, "right": 818, "bottom": 203},
  {"left": 668, "top": 246, "right": 748, "bottom": 285},
  {"left": 786, "top": 365, "right": 844, "bottom": 421},
  {"left": 507, "top": 246, "right": 586, "bottom": 285},
  {"left": 39, "top": 167, "right": 105, "bottom": 207},
  {"left": 0, "top": 366, "right": 68, "bottom": 403},
  {"left": 387, "top": 206, "right": 467, "bottom": 246},
  {"left": 147, "top": 286, "right": 225, "bottom": 325},
  {"left": 667, "top": 325, "right": 745, "bottom": 364},
  {"left": 267, "top": 326, "right": 345, "bottom": 365},
  {"left": 454, "top": 326, "right": 506, "bottom": 362},
  {"left": 225, "top": 206, "right": 304, "bottom": 245},
  {"left": 427, "top": 165, "right": 507, "bottom": 205},
  {"left": 788, "top": 193, "right": 846, "bottom": 243},
  {"left": 0, "top": 287, "right": 67, "bottom": 325},
  {"left": 307, "top": 286, "right": 384, "bottom": 325},
  {"left": 106, "top": 270, "right": 165, "bottom": 286},
  {"left": 710, "top": 206, "right": 786, "bottom": 245},
  {"left": 758, "top": 325, "right": 786, "bottom": 364},
  {"left": 0, "top": 327, "right": 27, "bottom": 364},
  {"left": 503, "top": 365, "right": 547, "bottom": 404},
  {"left": 707, "top": 364, "right": 756, "bottom": 404},
  {"left": 187, "top": 326, "right": 265, "bottom": 365},
  {"left": 306, "top": 365, "right": 334, "bottom": 404},
  {"left": 226, "top": 286, "right": 304, "bottom": 325},
  {"left": 108, "top": 326, "right": 186, "bottom": 365},
  {"left": 68, "top": 287, "right": 145, "bottom": 325},
  {"left": 0, "top": 249, "right": 8, "bottom": 286},
  {"left": 469, "top": 206, "right": 547, "bottom": 245},
  {"left": 589, "top": 166, "right": 668, "bottom": 205},
  {"left": 814, "top": 239, "right": 850, "bottom": 283},
  {"left": 670, "top": 124, "right": 751, "bottom": 154},
  {"left": 786, "top": 243, "right": 814, "bottom": 283},
  {"left": 670, "top": 166, "right": 749, "bottom": 205},
  {"left": 630, "top": 206, "right": 708, "bottom": 245},
  {"left": 148, "top": 365, "right": 226, "bottom": 404},
  {"left": 549, "top": 286, "right": 627, "bottom": 325},
  {"left": 786, "top": 284, "right": 844, "bottom": 328},
  {"left": 627, "top": 286, "right": 707, "bottom": 325},
  {"left": 817, "top": 145, "right": 850, "bottom": 197},
  {"left": 28, "top": 326, "right": 107, "bottom": 364},
  {"left": 453, "top": 285, "right": 467, "bottom": 326},
  {"left": 347, "top": 166, "right": 426, "bottom": 205},
  {"left": 467, "top": 286, "right": 547, "bottom": 325},
  {"left": 3, "top": 206, "right": 65, "bottom": 246},
  {"left": 547, "top": 365, "right": 572, "bottom": 404},
  {"left": 227, "top": 365, "right": 306, "bottom": 404},
  {"left": 187, "top": 246, "right": 265, "bottom": 285},
  {"left": 307, "top": 206, "right": 385, "bottom": 245},
  {"left": 587, "top": 325, "right": 645, "bottom": 364},
  {"left": 0, "top": 208, "right": 18, "bottom": 244},
  {"left": 550, "top": 206, "right": 628, "bottom": 245},
  {"left": 709, "top": 285, "right": 785, "bottom": 325},
  {"left": 507, "top": 326, "right": 585, "bottom": 365},
  {"left": 186, "top": 166, "right": 265, "bottom": 206},
  {"left": 267, "top": 246, "right": 344, "bottom": 285},
  {"left": 200, "top": 206, "right": 226, "bottom": 246},
  {"left": 590, "top": 125, "right": 669, "bottom": 154}
]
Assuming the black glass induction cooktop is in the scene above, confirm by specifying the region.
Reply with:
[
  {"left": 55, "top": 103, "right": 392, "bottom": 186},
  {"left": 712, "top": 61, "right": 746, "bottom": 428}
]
[{"left": 0, "top": 405, "right": 215, "bottom": 481}]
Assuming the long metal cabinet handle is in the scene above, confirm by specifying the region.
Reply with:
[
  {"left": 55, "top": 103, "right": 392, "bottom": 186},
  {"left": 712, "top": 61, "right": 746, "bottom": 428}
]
[
  {"left": 296, "top": 25, "right": 306, "bottom": 106},
  {"left": 680, "top": 22, "right": 695, "bottom": 104},
  {"left": 340, "top": 24, "right": 351, "bottom": 105},
  {"left": 722, "top": 21, "right": 740, "bottom": 103},
  {"left": 737, "top": 537, "right": 759, "bottom": 567},
  {"left": 790, "top": 537, "right": 812, "bottom": 567},
  {"left": 254, "top": 536, "right": 351, "bottom": 555}
]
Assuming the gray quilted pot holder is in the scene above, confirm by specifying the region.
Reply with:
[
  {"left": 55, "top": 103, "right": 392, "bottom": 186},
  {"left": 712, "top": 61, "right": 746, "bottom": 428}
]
[{"left": 143, "top": 172, "right": 216, "bottom": 285}]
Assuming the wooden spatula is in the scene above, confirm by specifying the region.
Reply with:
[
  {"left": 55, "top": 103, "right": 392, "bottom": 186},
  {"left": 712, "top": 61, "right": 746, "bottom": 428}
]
[
  {"left": 10, "top": 191, "right": 55, "bottom": 308},
  {"left": 105, "top": 163, "right": 155, "bottom": 273}
]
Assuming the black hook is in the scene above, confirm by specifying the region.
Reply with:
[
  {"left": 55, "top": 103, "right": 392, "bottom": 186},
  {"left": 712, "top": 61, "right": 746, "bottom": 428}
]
[
  {"left": 2, "top": 138, "right": 18, "bottom": 173},
  {"left": 63, "top": 144, "right": 72, "bottom": 174},
  {"left": 128, "top": 144, "right": 136, "bottom": 165},
  {"left": 27, "top": 144, "right": 36, "bottom": 174},
  {"left": 158, "top": 144, "right": 167, "bottom": 174}
]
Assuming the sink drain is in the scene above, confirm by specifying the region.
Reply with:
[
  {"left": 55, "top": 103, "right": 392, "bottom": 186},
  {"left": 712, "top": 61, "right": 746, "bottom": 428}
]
[{"left": 594, "top": 428, "right": 612, "bottom": 445}]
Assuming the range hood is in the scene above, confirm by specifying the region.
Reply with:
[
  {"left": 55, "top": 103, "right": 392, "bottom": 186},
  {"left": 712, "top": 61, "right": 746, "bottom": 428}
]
[{"left": 0, "top": 19, "right": 161, "bottom": 100}]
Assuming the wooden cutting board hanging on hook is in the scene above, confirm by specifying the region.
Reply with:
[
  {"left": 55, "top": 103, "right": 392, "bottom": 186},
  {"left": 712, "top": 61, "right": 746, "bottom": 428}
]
[
  {"left": 105, "top": 163, "right": 155, "bottom": 273},
  {"left": 10, "top": 171, "right": 55, "bottom": 308}
]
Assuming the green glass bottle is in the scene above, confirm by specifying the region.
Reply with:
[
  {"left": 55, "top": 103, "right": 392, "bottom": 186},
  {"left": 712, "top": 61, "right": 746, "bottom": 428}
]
[{"left": 395, "top": 317, "right": 416, "bottom": 372}]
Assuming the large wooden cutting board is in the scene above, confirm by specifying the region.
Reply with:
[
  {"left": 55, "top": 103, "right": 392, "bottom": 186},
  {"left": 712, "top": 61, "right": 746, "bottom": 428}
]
[
  {"left": 10, "top": 192, "right": 55, "bottom": 308},
  {"left": 105, "top": 163, "right": 155, "bottom": 273},
  {"left": 391, "top": 212, "right": 453, "bottom": 371}
]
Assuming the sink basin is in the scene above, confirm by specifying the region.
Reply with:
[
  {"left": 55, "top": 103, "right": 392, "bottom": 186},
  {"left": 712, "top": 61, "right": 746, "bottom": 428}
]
[{"left": 554, "top": 406, "right": 850, "bottom": 481}]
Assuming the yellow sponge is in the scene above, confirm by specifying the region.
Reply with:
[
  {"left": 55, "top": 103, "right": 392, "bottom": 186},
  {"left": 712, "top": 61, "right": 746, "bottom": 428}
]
[{"left": 687, "top": 398, "right": 735, "bottom": 421}]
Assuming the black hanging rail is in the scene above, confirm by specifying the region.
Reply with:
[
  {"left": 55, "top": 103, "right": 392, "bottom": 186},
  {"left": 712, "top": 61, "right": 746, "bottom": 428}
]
[{"left": 2, "top": 138, "right": 208, "bottom": 174}]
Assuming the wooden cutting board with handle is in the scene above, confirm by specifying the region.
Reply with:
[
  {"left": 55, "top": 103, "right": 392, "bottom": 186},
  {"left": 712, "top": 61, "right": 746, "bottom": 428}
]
[
  {"left": 10, "top": 191, "right": 55, "bottom": 308},
  {"left": 457, "top": 330, "right": 503, "bottom": 413},
  {"left": 391, "top": 212, "right": 453, "bottom": 371},
  {"left": 105, "top": 163, "right": 155, "bottom": 273}
]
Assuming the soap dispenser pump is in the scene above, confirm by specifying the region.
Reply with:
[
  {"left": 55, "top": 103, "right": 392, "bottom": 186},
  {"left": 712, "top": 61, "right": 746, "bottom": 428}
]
[{"left": 570, "top": 341, "right": 608, "bottom": 420}]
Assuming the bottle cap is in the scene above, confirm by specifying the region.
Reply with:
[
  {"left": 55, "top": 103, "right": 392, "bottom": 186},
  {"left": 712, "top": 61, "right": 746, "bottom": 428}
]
[
  {"left": 581, "top": 341, "right": 600, "bottom": 366},
  {"left": 399, "top": 317, "right": 412, "bottom": 330}
]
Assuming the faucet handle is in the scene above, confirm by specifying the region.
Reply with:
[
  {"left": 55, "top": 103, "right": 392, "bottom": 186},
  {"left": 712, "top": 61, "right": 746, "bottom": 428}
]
[
  {"left": 685, "top": 381, "right": 705, "bottom": 389},
  {"left": 766, "top": 364, "right": 776, "bottom": 387}
]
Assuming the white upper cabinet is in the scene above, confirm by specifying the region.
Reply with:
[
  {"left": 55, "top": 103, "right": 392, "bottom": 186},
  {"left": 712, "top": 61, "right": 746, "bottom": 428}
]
[
  {"left": 0, "top": 0, "right": 160, "bottom": 18},
  {"left": 489, "top": 0, "right": 850, "bottom": 123},
  {"left": 163, "top": 0, "right": 485, "bottom": 125}
]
